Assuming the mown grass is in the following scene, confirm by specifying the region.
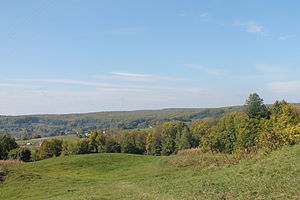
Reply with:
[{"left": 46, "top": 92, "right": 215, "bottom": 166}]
[{"left": 0, "top": 144, "right": 299, "bottom": 200}]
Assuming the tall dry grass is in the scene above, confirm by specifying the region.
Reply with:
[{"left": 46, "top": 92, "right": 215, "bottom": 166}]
[
  {"left": 0, "top": 160, "right": 23, "bottom": 167},
  {"left": 168, "top": 147, "right": 259, "bottom": 169}
]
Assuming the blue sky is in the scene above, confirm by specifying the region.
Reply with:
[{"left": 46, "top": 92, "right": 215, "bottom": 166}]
[{"left": 1, "top": 0, "right": 300, "bottom": 115}]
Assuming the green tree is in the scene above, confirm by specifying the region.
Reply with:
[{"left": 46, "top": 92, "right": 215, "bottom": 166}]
[
  {"left": 78, "top": 138, "right": 90, "bottom": 154},
  {"left": 157, "top": 121, "right": 187, "bottom": 155},
  {"left": 260, "top": 100, "right": 300, "bottom": 151},
  {"left": 190, "top": 119, "right": 211, "bottom": 147},
  {"left": 119, "top": 130, "right": 147, "bottom": 154},
  {"left": 0, "top": 135, "right": 18, "bottom": 160},
  {"left": 89, "top": 130, "right": 107, "bottom": 153},
  {"left": 61, "top": 140, "right": 80, "bottom": 155},
  {"left": 38, "top": 139, "right": 63, "bottom": 159},
  {"left": 176, "top": 127, "right": 192, "bottom": 151},
  {"left": 245, "top": 93, "right": 269, "bottom": 119},
  {"left": 202, "top": 112, "right": 261, "bottom": 153},
  {"left": 146, "top": 131, "right": 161, "bottom": 155},
  {"left": 8, "top": 148, "right": 31, "bottom": 162},
  {"left": 106, "top": 136, "right": 121, "bottom": 153}
]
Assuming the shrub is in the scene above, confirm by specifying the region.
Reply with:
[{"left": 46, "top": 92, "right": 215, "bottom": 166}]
[
  {"left": 259, "top": 101, "right": 300, "bottom": 151},
  {"left": 8, "top": 148, "right": 31, "bottom": 162},
  {"left": 106, "top": 136, "right": 121, "bottom": 153},
  {"left": 201, "top": 112, "right": 261, "bottom": 153},
  {"left": 78, "top": 138, "right": 90, "bottom": 154},
  {"left": 0, "top": 135, "right": 18, "bottom": 160},
  {"left": 38, "top": 139, "right": 63, "bottom": 159},
  {"left": 89, "top": 130, "right": 107, "bottom": 153},
  {"left": 61, "top": 140, "right": 80, "bottom": 156}
]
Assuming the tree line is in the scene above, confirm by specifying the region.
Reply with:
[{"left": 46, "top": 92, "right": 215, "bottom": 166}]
[{"left": 1, "top": 93, "right": 300, "bottom": 162}]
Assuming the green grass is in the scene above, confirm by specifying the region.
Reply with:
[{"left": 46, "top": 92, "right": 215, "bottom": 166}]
[
  {"left": 0, "top": 144, "right": 299, "bottom": 200},
  {"left": 17, "top": 135, "right": 79, "bottom": 145}
]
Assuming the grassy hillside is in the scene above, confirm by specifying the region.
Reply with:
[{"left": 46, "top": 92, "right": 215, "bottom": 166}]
[{"left": 1, "top": 144, "right": 299, "bottom": 200}]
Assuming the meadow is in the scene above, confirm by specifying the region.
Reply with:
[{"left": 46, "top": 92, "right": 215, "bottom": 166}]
[
  {"left": 0, "top": 144, "right": 299, "bottom": 200},
  {"left": 17, "top": 135, "right": 79, "bottom": 146}
]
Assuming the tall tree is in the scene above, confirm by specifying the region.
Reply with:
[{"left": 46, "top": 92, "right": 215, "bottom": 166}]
[
  {"left": 89, "top": 130, "right": 107, "bottom": 153},
  {"left": 176, "top": 127, "right": 192, "bottom": 151},
  {"left": 244, "top": 93, "right": 269, "bottom": 119},
  {"left": 157, "top": 121, "right": 187, "bottom": 155}
]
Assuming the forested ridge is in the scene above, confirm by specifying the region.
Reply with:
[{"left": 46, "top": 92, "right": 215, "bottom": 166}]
[
  {"left": 1, "top": 100, "right": 300, "bottom": 141},
  {"left": 0, "top": 106, "right": 243, "bottom": 139}
]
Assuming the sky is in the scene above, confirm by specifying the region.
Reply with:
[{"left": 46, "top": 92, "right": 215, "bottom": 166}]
[{"left": 1, "top": 0, "right": 300, "bottom": 115}]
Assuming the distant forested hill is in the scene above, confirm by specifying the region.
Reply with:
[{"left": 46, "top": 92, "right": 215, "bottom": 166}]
[
  {"left": 1, "top": 103, "right": 299, "bottom": 139},
  {"left": 0, "top": 106, "right": 243, "bottom": 139}
]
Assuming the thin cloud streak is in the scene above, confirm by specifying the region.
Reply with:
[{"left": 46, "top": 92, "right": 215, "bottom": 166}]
[
  {"left": 94, "top": 72, "right": 187, "bottom": 82},
  {"left": 9, "top": 78, "right": 204, "bottom": 94},
  {"left": 256, "top": 65, "right": 278, "bottom": 73},
  {"left": 269, "top": 81, "right": 300, "bottom": 93},
  {"left": 185, "top": 64, "right": 225, "bottom": 76},
  {"left": 10, "top": 78, "right": 119, "bottom": 87},
  {"left": 232, "top": 20, "right": 264, "bottom": 35},
  {"left": 278, "top": 35, "right": 294, "bottom": 41},
  {"left": 0, "top": 83, "right": 30, "bottom": 87}
]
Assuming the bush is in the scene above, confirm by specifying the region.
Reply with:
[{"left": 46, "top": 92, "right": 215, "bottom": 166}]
[
  {"left": 201, "top": 112, "right": 261, "bottom": 153},
  {"left": 106, "top": 136, "right": 121, "bottom": 153},
  {"left": 61, "top": 140, "right": 80, "bottom": 156},
  {"left": 89, "top": 130, "right": 107, "bottom": 153},
  {"left": 259, "top": 101, "right": 300, "bottom": 151},
  {"left": 8, "top": 148, "right": 31, "bottom": 162},
  {"left": 0, "top": 135, "right": 18, "bottom": 160},
  {"left": 38, "top": 139, "right": 63, "bottom": 160},
  {"left": 78, "top": 138, "right": 90, "bottom": 154}
]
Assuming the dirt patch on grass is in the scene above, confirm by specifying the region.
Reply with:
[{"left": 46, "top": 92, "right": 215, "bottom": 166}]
[{"left": 0, "top": 160, "right": 23, "bottom": 166}]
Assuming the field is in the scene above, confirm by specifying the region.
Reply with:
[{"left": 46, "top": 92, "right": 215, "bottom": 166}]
[
  {"left": 17, "top": 135, "right": 79, "bottom": 146},
  {"left": 0, "top": 144, "right": 299, "bottom": 200}
]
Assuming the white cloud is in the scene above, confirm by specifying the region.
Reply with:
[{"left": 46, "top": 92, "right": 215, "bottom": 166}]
[
  {"left": 94, "top": 72, "right": 187, "bottom": 82},
  {"left": 256, "top": 65, "right": 278, "bottom": 73},
  {"left": 9, "top": 78, "right": 119, "bottom": 87},
  {"left": 9, "top": 77, "right": 203, "bottom": 94},
  {"left": 233, "top": 20, "right": 264, "bottom": 35},
  {"left": 185, "top": 64, "right": 224, "bottom": 76},
  {"left": 278, "top": 35, "right": 294, "bottom": 41},
  {"left": 0, "top": 83, "right": 31, "bottom": 87},
  {"left": 269, "top": 81, "right": 300, "bottom": 93}
]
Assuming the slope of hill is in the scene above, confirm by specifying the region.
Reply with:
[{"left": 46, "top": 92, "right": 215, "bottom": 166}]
[
  {"left": 0, "top": 144, "right": 299, "bottom": 200},
  {"left": 0, "top": 106, "right": 243, "bottom": 138},
  {"left": 1, "top": 103, "right": 299, "bottom": 139}
]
